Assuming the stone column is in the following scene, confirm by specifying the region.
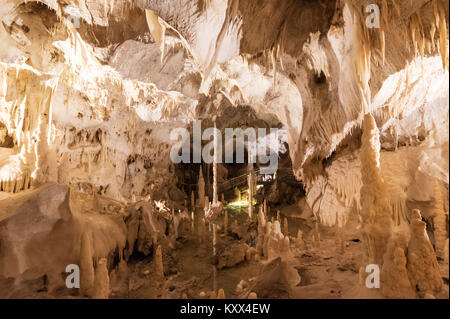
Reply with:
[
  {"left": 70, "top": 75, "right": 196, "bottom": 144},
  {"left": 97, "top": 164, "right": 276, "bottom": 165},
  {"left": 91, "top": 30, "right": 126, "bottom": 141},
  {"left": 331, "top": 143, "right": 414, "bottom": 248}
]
[
  {"left": 248, "top": 163, "right": 254, "bottom": 219},
  {"left": 213, "top": 122, "right": 219, "bottom": 205},
  {"left": 197, "top": 167, "right": 205, "bottom": 207}
]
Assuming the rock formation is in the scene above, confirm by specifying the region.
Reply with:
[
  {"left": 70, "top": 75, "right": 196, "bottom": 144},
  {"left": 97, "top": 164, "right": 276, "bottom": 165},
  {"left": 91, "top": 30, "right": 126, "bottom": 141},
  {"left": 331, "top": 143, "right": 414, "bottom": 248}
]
[
  {"left": 79, "top": 232, "right": 95, "bottom": 297},
  {"left": 380, "top": 235, "right": 415, "bottom": 299},
  {"left": 0, "top": 0, "right": 448, "bottom": 301},
  {"left": 407, "top": 209, "right": 442, "bottom": 295},
  {"left": 92, "top": 258, "right": 110, "bottom": 299},
  {"left": 360, "top": 113, "right": 393, "bottom": 267},
  {"left": 248, "top": 163, "right": 255, "bottom": 219},
  {"left": 433, "top": 179, "right": 448, "bottom": 259},
  {"left": 197, "top": 168, "right": 205, "bottom": 208},
  {"left": 155, "top": 245, "right": 165, "bottom": 282}
]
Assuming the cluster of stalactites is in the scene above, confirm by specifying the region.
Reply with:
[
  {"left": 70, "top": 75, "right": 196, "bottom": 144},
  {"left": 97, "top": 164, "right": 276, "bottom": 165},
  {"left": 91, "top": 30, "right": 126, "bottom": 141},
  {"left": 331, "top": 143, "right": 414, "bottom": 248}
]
[{"left": 409, "top": 0, "right": 449, "bottom": 71}]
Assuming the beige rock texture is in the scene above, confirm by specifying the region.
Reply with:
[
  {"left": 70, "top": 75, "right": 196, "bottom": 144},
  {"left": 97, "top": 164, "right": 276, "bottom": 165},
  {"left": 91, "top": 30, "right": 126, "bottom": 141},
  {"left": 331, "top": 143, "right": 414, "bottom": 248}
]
[
  {"left": 92, "top": 258, "right": 110, "bottom": 299},
  {"left": 0, "top": 0, "right": 448, "bottom": 300},
  {"left": 407, "top": 209, "right": 443, "bottom": 295}
]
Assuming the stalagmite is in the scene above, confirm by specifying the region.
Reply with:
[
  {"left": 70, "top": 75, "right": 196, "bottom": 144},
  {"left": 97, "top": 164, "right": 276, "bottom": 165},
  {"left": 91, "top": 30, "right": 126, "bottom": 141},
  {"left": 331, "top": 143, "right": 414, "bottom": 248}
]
[
  {"left": 197, "top": 167, "right": 205, "bottom": 208},
  {"left": 407, "top": 209, "right": 442, "bottom": 295},
  {"left": 191, "top": 190, "right": 195, "bottom": 211},
  {"left": 0, "top": 0, "right": 448, "bottom": 302},
  {"left": 380, "top": 236, "right": 415, "bottom": 299},
  {"left": 247, "top": 163, "right": 255, "bottom": 219},
  {"left": 248, "top": 292, "right": 257, "bottom": 299},
  {"left": 212, "top": 223, "right": 217, "bottom": 256},
  {"left": 360, "top": 113, "right": 392, "bottom": 267},
  {"left": 213, "top": 122, "right": 219, "bottom": 205},
  {"left": 92, "top": 258, "right": 110, "bottom": 299},
  {"left": 217, "top": 288, "right": 225, "bottom": 299},
  {"left": 204, "top": 196, "right": 209, "bottom": 211},
  {"left": 296, "top": 230, "right": 306, "bottom": 250},
  {"left": 263, "top": 199, "right": 267, "bottom": 218},
  {"left": 313, "top": 217, "right": 320, "bottom": 244},
  {"left": 79, "top": 232, "right": 95, "bottom": 297},
  {"left": 256, "top": 206, "right": 266, "bottom": 255},
  {"left": 155, "top": 245, "right": 165, "bottom": 281},
  {"left": 283, "top": 217, "right": 289, "bottom": 236},
  {"left": 432, "top": 179, "right": 448, "bottom": 259}
]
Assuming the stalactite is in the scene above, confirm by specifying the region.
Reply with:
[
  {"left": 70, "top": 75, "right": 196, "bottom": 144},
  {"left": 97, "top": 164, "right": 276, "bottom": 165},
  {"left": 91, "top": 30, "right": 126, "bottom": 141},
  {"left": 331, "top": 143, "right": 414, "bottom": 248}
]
[
  {"left": 380, "top": 30, "right": 385, "bottom": 65},
  {"left": 438, "top": 3, "right": 449, "bottom": 71},
  {"left": 391, "top": 0, "right": 400, "bottom": 17}
]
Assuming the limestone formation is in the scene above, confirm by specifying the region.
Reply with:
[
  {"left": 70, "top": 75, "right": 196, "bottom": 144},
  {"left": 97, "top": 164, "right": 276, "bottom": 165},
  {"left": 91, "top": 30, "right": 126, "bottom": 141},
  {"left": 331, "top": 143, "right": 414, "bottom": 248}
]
[
  {"left": 79, "top": 232, "right": 95, "bottom": 297},
  {"left": 296, "top": 230, "right": 306, "bottom": 250},
  {"left": 248, "top": 292, "right": 257, "bottom": 299},
  {"left": 217, "top": 288, "right": 225, "bottom": 299},
  {"left": 256, "top": 206, "right": 266, "bottom": 255},
  {"left": 92, "top": 258, "right": 110, "bottom": 299},
  {"left": 283, "top": 217, "right": 289, "bottom": 236},
  {"left": 407, "top": 209, "right": 442, "bottom": 294},
  {"left": 197, "top": 168, "right": 205, "bottom": 208},
  {"left": 0, "top": 0, "right": 448, "bottom": 301},
  {"left": 248, "top": 163, "right": 255, "bottom": 219},
  {"left": 263, "top": 220, "right": 292, "bottom": 260},
  {"left": 360, "top": 113, "right": 393, "bottom": 267},
  {"left": 380, "top": 236, "right": 415, "bottom": 299},
  {"left": 191, "top": 191, "right": 195, "bottom": 211},
  {"left": 155, "top": 245, "right": 165, "bottom": 281},
  {"left": 213, "top": 122, "right": 219, "bottom": 205},
  {"left": 432, "top": 179, "right": 448, "bottom": 259}
]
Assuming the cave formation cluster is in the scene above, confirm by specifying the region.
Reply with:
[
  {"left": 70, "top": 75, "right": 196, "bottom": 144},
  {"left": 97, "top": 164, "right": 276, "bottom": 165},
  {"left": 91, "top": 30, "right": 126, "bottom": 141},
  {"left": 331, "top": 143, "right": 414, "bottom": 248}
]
[{"left": 0, "top": 0, "right": 448, "bottom": 299}]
